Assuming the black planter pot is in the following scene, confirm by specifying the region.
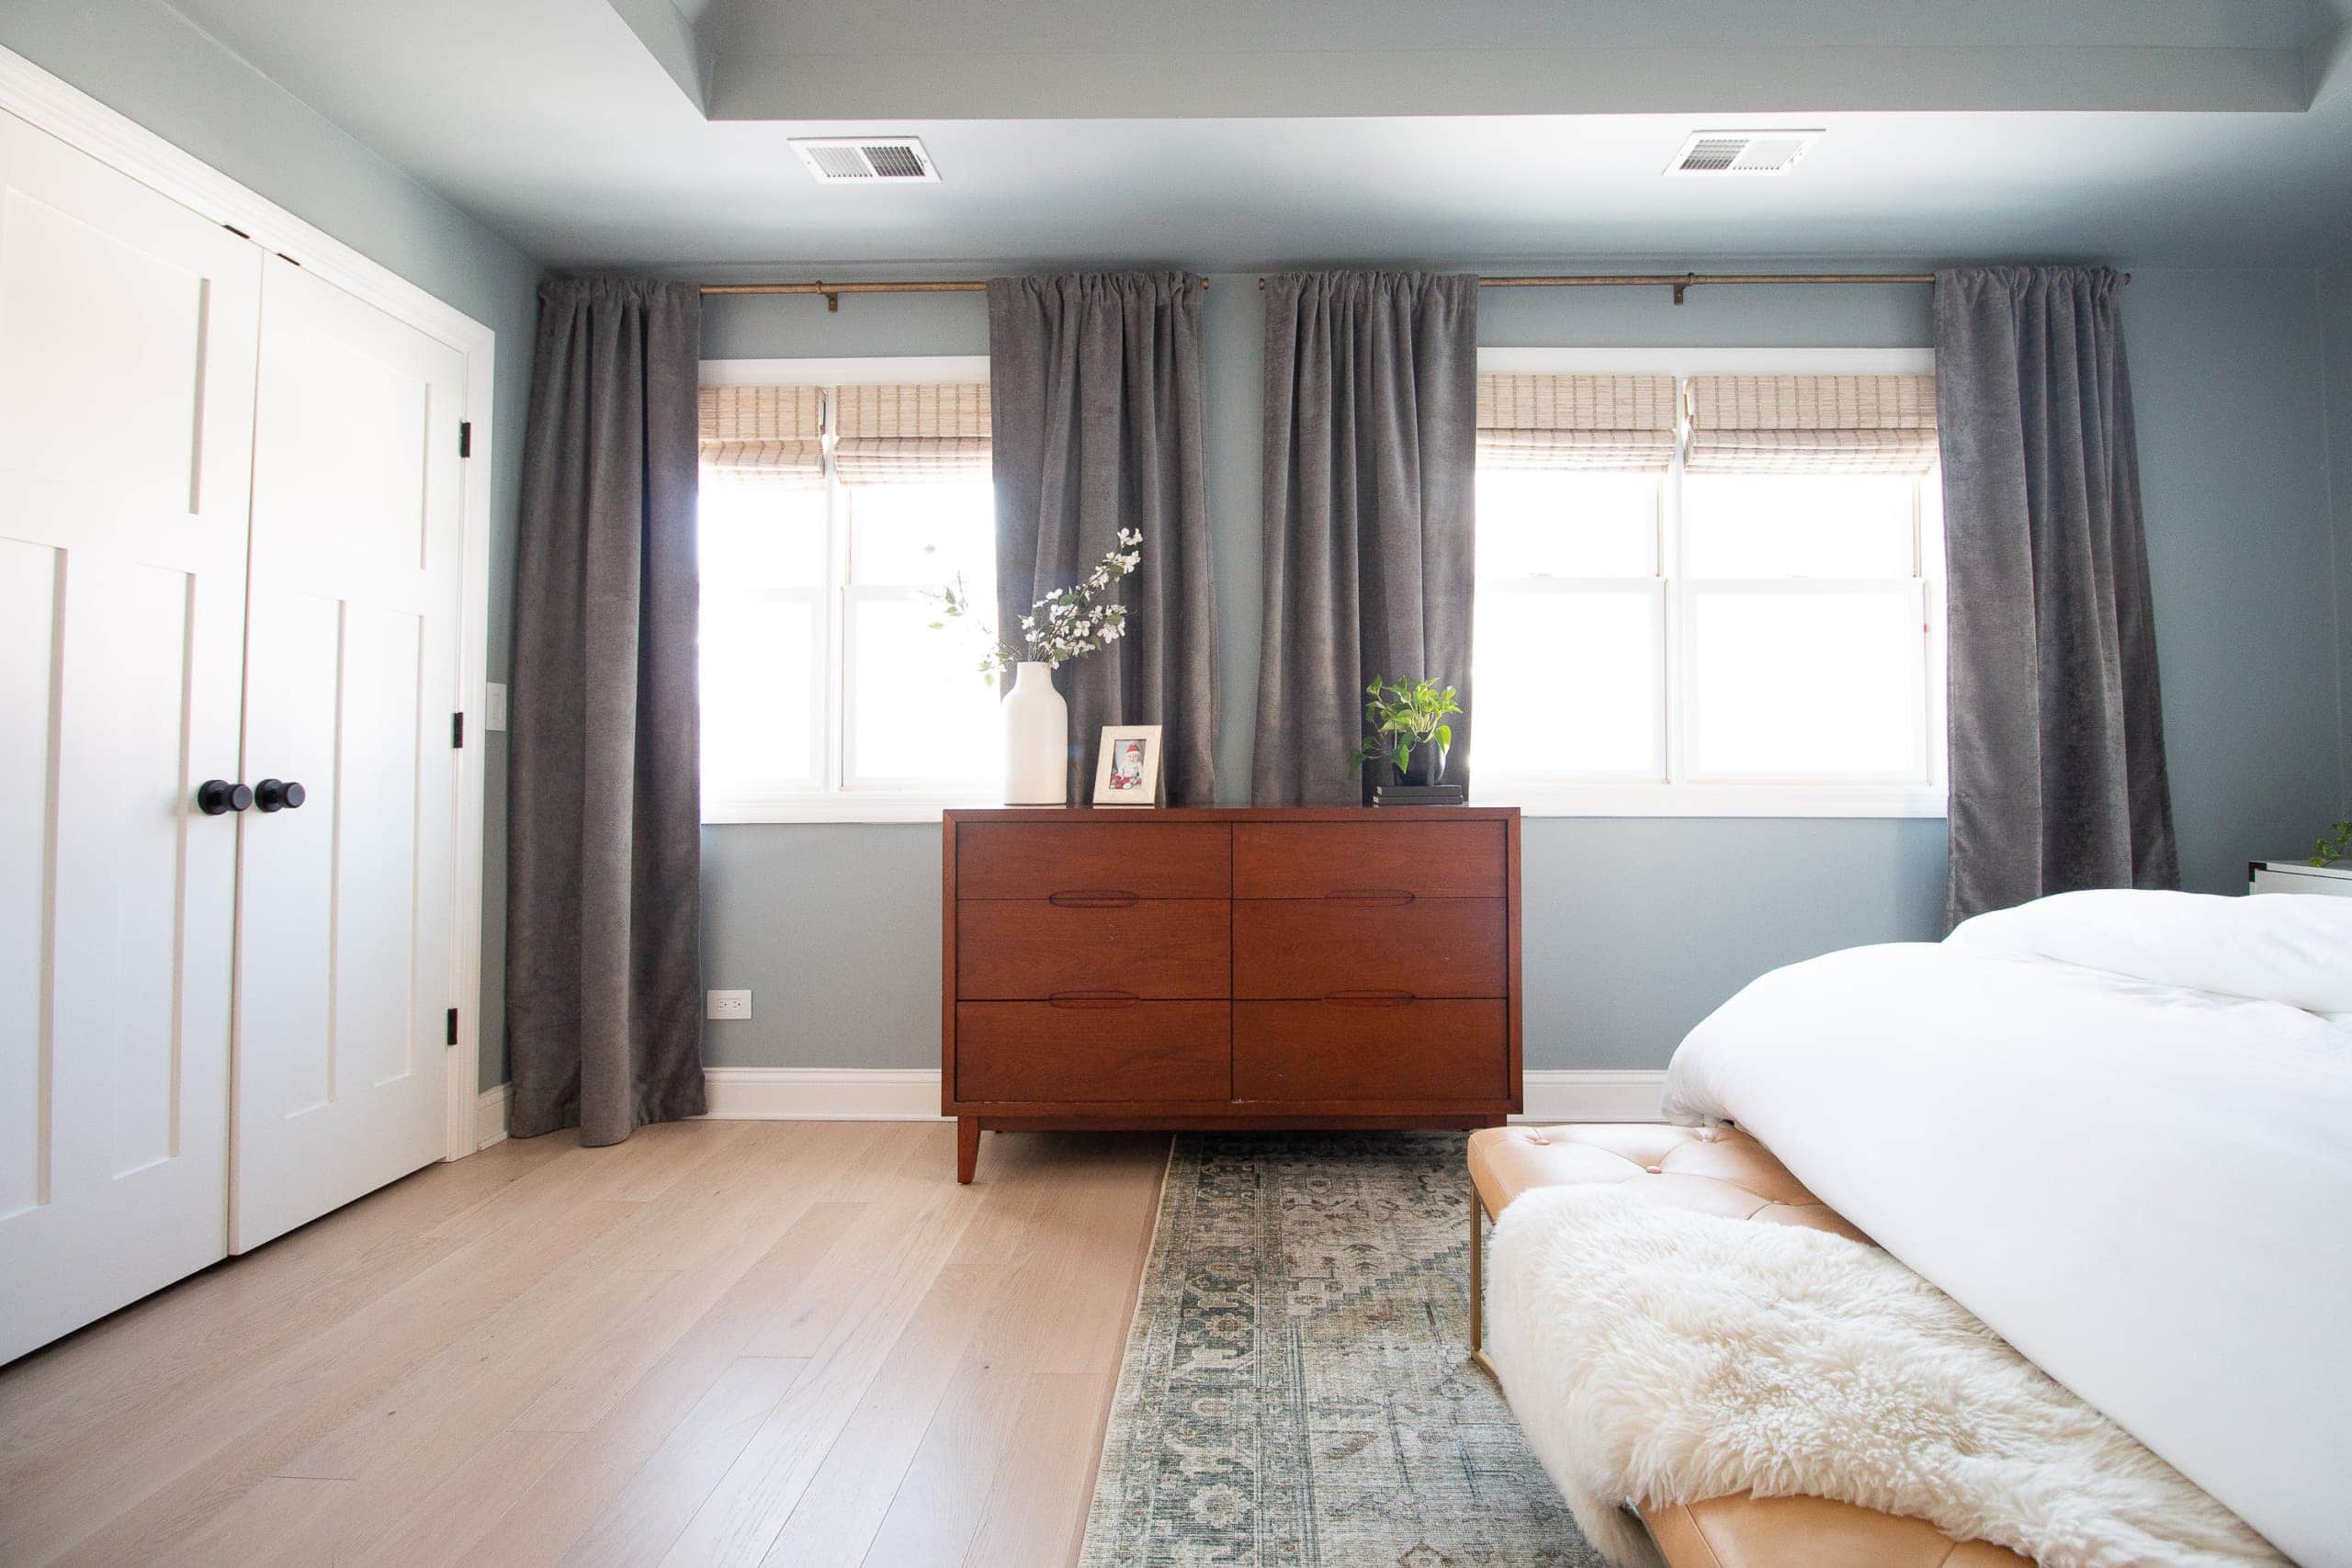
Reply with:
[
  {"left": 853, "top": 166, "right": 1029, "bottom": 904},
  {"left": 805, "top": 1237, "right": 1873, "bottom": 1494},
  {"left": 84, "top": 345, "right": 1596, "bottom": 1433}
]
[{"left": 1372, "top": 742, "right": 1464, "bottom": 806}]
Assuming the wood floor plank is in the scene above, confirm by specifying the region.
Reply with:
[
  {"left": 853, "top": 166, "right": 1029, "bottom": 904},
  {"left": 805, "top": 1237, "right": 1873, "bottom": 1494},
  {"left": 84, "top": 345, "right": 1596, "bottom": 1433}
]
[
  {"left": 962, "top": 1371, "right": 1121, "bottom": 1568},
  {"left": 456, "top": 1200, "right": 871, "bottom": 1568},
  {"left": 23, "top": 1194, "right": 647, "bottom": 1568},
  {"left": 0, "top": 1122, "right": 1170, "bottom": 1568},
  {"left": 556, "top": 1356, "right": 808, "bottom": 1568},
  {"left": 858, "top": 1135, "right": 1165, "bottom": 1568},
  {"left": 346, "top": 1426, "right": 581, "bottom": 1568},
  {"left": 756, "top": 1259, "right": 1020, "bottom": 1567}
]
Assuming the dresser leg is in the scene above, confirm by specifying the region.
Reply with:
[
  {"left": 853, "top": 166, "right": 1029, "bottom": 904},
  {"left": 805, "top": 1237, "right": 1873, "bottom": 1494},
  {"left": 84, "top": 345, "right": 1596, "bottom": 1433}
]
[{"left": 956, "top": 1117, "right": 979, "bottom": 1183}]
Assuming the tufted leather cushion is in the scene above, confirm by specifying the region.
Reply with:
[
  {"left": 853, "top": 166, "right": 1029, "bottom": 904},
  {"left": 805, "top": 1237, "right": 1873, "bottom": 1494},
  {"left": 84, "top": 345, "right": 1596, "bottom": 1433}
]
[{"left": 1469, "top": 1122, "right": 2031, "bottom": 1568}]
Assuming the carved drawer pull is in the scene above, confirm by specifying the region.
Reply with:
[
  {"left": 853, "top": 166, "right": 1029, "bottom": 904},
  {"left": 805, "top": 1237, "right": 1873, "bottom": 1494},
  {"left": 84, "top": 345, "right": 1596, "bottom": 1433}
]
[
  {"left": 1047, "top": 889, "right": 1141, "bottom": 908},
  {"left": 1325, "top": 888, "right": 1416, "bottom": 905},
  {"left": 1318, "top": 990, "right": 1418, "bottom": 1008},
  {"left": 1048, "top": 990, "right": 1141, "bottom": 1009}
]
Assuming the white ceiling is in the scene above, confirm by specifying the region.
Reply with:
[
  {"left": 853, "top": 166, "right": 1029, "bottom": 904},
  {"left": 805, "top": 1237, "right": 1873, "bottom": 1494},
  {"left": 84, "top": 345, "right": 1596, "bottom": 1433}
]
[{"left": 162, "top": 0, "right": 2352, "bottom": 272}]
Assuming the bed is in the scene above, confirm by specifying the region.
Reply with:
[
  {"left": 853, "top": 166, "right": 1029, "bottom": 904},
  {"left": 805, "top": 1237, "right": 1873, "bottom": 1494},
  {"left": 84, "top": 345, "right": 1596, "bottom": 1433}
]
[{"left": 1486, "top": 888, "right": 2352, "bottom": 1567}]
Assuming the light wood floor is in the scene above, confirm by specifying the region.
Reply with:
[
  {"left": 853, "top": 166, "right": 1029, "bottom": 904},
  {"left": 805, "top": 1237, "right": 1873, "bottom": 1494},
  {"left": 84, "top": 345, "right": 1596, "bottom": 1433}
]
[{"left": 0, "top": 1120, "right": 1170, "bottom": 1568}]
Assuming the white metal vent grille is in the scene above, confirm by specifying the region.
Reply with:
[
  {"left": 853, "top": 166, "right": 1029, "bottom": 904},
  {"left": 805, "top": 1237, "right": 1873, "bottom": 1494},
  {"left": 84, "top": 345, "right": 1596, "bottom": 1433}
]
[
  {"left": 1667, "top": 130, "right": 1825, "bottom": 177},
  {"left": 790, "top": 137, "right": 940, "bottom": 185}
]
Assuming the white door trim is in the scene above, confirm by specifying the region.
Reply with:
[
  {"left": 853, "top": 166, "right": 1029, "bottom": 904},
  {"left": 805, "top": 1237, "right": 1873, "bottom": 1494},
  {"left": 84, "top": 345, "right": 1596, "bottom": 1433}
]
[{"left": 0, "top": 42, "right": 496, "bottom": 1162}]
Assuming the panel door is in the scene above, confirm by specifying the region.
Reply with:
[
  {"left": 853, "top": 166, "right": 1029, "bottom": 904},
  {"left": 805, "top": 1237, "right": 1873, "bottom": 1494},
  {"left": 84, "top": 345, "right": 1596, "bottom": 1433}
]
[
  {"left": 0, "top": 111, "right": 262, "bottom": 1362},
  {"left": 231, "top": 256, "right": 464, "bottom": 1251}
]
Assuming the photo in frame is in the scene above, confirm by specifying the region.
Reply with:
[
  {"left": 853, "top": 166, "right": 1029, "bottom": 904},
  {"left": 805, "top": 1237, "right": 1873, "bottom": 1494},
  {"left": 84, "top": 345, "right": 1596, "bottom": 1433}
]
[{"left": 1091, "top": 725, "right": 1163, "bottom": 807}]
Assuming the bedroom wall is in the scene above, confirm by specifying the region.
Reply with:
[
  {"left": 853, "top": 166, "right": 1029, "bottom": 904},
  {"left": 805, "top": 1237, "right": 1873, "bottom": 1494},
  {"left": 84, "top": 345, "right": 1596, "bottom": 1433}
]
[
  {"left": 0, "top": 0, "right": 547, "bottom": 1090},
  {"left": 2325, "top": 256, "right": 2352, "bottom": 814},
  {"left": 696, "top": 262, "right": 2346, "bottom": 1077}
]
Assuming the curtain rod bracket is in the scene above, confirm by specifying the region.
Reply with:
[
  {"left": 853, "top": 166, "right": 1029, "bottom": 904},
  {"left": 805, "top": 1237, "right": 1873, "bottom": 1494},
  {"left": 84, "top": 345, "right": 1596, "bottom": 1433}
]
[
  {"left": 822, "top": 286, "right": 839, "bottom": 313},
  {"left": 1672, "top": 275, "right": 1693, "bottom": 306}
]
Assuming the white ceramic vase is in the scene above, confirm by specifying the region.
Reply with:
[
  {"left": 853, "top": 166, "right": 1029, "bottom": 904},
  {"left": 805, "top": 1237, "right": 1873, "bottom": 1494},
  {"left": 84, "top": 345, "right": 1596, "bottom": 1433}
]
[{"left": 1001, "top": 660, "right": 1069, "bottom": 806}]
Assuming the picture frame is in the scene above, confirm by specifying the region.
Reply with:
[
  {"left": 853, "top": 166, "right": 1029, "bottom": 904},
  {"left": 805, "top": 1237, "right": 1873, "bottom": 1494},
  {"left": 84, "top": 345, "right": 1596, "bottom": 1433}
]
[{"left": 1091, "top": 725, "right": 1163, "bottom": 807}]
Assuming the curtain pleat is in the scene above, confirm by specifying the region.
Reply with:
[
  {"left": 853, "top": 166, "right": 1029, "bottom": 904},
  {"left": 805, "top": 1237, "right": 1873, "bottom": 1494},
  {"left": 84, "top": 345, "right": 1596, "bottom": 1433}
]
[
  {"left": 1935, "top": 265, "right": 2177, "bottom": 924},
  {"left": 1253, "top": 271, "right": 1478, "bottom": 806},
  {"left": 507, "top": 277, "right": 706, "bottom": 1145},
  {"left": 987, "top": 271, "right": 1216, "bottom": 804}
]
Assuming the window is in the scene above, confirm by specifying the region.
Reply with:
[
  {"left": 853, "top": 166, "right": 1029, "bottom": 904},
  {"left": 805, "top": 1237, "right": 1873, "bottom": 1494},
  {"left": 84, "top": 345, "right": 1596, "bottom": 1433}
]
[
  {"left": 697, "top": 362, "right": 1001, "bottom": 821},
  {"left": 1472, "top": 353, "right": 1944, "bottom": 816}
]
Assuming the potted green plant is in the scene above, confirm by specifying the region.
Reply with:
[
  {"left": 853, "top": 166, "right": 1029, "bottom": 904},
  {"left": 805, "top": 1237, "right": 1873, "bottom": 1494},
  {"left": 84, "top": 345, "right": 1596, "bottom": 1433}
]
[
  {"left": 2312, "top": 818, "right": 2351, "bottom": 868},
  {"left": 1349, "top": 675, "right": 1463, "bottom": 803}
]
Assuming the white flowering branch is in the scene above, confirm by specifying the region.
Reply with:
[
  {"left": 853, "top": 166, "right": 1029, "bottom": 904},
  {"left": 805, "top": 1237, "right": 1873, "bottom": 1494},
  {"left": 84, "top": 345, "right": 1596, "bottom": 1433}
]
[{"left": 928, "top": 528, "right": 1144, "bottom": 682}]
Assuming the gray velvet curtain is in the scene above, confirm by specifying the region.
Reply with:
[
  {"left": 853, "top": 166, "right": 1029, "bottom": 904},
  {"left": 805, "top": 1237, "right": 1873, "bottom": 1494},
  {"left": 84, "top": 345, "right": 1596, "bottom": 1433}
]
[
  {"left": 507, "top": 278, "right": 707, "bottom": 1145},
  {"left": 1935, "top": 265, "right": 2177, "bottom": 925},
  {"left": 1252, "top": 271, "right": 1478, "bottom": 806},
  {"left": 988, "top": 272, "right": 1216, "bottom": 804}
]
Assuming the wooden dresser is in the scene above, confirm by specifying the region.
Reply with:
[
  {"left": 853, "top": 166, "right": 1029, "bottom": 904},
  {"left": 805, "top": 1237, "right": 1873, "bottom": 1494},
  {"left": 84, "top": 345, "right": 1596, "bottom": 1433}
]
[{"left": 942, "top": 807, "right": 1522, "bottom": 1180}]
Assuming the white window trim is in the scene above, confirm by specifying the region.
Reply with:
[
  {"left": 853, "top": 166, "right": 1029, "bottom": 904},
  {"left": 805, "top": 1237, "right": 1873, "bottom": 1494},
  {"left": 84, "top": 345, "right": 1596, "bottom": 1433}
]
[
  {"left": 698, "top": 355, "right": 1000, "bottom": 825},
  {"left": 1470, "top": 345, "right": 1948, "bottom": 820}
]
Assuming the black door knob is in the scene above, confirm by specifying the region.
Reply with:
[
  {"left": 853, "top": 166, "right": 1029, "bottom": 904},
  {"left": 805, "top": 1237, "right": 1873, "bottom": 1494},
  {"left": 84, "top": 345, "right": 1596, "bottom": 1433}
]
[
  {"left": 197, "top": 780, "right": 252, "bottom": 815},
  {"left": 254, "top": 778, "right": 307, "bottom": 813}
]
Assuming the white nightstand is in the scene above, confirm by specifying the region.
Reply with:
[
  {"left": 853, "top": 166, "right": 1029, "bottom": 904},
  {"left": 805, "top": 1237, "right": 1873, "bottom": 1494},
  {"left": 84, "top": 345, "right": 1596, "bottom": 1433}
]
[{"left": 2249, "top": 861, "right": 2352, "bottom": 897}]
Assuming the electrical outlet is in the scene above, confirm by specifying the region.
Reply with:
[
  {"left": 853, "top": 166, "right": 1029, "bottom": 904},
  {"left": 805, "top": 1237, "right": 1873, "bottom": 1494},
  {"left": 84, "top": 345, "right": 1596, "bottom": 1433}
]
[
  {"left": 485, "top": 682, "right": 508, "bottom": 731},
  {"left": 706, "top": 988, "right": 752, "bottom": 1021}
]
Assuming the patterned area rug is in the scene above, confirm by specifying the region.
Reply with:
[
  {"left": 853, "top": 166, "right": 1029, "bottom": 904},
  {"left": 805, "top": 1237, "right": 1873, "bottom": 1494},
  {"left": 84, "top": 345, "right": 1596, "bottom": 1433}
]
[{"left": 1080, "top": 1132, "right": 1600, "bottom": 1567}]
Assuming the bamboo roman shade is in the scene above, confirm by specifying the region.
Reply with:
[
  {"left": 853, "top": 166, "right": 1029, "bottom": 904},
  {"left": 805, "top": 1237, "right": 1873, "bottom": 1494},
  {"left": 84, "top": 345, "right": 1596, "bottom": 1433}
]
[
  {"left": 697, "top": 384, "right": 823, "bottom": 484},
  {"left": 1684, "top": 373, "right": 1939, "bottom": 473},
  {"left": 1476, "top": 373, "right": 1679, "bottom": 472},
  {"left": 834, "top": 382, "right": 990, "bottom": 483}
]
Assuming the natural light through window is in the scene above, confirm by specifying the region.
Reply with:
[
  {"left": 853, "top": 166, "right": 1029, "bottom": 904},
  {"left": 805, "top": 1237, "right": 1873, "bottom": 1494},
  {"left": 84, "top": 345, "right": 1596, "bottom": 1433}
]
[
  {"left": 1471, "top": 355, "right": 1945, "bottom": 816},
  {"left": 697, "top": 366, "right": 1002, "bottom": 820}
]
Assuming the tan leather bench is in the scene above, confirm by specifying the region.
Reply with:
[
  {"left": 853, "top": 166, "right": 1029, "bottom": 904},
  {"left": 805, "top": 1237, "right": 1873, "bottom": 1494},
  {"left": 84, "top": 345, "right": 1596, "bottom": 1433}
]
[{"left": 1467, "top": 1123, "right": 2031, "bottom": 1568}]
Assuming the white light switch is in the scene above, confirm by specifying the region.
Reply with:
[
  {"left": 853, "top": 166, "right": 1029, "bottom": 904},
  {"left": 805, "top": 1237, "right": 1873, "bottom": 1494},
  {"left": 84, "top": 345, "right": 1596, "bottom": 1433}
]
[
  {"left": 485, "top": 682, "right": 508, "bottom": 731},
  {"left": 706, "top": 988, "right": 752, "bottom": 1020}
]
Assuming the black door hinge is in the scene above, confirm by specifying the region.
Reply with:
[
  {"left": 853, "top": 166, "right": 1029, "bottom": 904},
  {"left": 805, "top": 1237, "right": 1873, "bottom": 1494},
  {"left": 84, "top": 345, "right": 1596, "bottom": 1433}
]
[
  {"left": 452, "top": 711, "right": 465, "bottom": 749},
  {"left": 458, "top": 421, "right": 473, "bottom": 458},
  {"left": 446, "top": 1008, "right": 459, "bottom": 1046}
]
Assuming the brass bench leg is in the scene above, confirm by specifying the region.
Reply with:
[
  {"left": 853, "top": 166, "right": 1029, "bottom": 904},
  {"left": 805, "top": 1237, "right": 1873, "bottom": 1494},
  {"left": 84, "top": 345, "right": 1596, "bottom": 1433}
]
[{"left": 1469, "top": 1185, "right": 1498, "bottom": 1380}]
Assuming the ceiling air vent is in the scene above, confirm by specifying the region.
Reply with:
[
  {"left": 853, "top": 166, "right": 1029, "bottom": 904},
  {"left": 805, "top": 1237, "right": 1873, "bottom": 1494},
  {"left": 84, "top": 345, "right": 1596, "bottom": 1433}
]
[
  {"left": 790, "top": 137, "right": 940, "bottom": 185},
  {"left": 1666, "top": 130, "right": 1825, "bottom": 177}
]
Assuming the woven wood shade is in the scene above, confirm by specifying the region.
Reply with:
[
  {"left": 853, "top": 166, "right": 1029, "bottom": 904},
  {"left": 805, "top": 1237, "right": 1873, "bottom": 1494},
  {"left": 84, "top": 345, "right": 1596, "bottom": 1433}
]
[
  {"left": 834, "top": 382, "right": 991, "bottom": 483},
  {"left": 1685, "top": 374, "right": 1939, "bottom": 474},
  {"left": 1476, "top": 373, "right": 1679, "bottom": 472},
  {"left": 697, "top": 384, "right": 824, "bottom": 484}
]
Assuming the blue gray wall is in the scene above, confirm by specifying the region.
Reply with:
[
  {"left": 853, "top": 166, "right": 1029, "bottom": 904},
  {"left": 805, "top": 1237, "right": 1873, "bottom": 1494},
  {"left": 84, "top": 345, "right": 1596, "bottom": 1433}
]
[
  {"left": 698, "top": 264, "right": 2347, "bottom": 1074},
  {"left": 0, "top": 0, "right": 546, "bottom": 1090},
  {"left": 2326, "top": 257, "right": 2352, "bottom": 812}
]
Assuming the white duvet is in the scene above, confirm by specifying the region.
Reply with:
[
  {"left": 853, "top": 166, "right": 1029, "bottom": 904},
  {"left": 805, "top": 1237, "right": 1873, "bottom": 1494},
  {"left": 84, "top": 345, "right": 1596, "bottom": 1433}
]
[{"left": 1662, "top": 890, "right": 2352, "bottom": 1568}]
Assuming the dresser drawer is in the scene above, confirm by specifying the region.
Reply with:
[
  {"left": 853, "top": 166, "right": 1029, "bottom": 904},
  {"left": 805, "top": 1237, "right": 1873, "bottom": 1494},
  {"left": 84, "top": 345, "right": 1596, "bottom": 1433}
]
[
  {"left": 957, "top": 822, "right": 1230, "bottom": 900},
  {"left": 956, "top": 1001, "right": 1230, "bottom": 1103},
  {"left": 1234, "top": 999, "right": 1507, "bottom": 1102},
  {"left": 1233, "top": 821, "right": 1505, "bottom": 899},
  {"left": 956, "top": 899, "right": 1229, "bottom": 999},
  {"left": 1232, "top": 897, "right": 1506, "bottom": 998}
]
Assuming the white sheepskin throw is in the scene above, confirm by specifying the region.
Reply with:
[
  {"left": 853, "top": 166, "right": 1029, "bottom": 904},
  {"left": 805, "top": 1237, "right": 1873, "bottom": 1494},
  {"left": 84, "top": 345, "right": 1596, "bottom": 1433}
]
[{"left": 1487, "top": 1185, "right": 2286, "bottom": 1568}]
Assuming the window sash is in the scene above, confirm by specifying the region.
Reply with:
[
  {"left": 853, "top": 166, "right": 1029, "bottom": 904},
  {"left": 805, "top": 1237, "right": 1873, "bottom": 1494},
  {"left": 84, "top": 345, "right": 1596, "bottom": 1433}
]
[{"left": 1469, "top": 395, "right": 1944, "bottom": 807}]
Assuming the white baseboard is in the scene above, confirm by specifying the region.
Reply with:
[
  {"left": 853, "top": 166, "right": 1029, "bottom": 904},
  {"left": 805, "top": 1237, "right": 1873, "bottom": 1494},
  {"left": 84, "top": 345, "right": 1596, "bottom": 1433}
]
[
  {"left": 475, "top": 1084, "right": 511, "bottom": 1149},
  {"left": 702, "top": 1067, "right": 946, "bottom": 1121},
  {"left": 692, "top": 1066, "right": 1668, "bottom": 1125},
  {"left": 1517, "top": 1069, "right": 1668, "bottom": 1123}
]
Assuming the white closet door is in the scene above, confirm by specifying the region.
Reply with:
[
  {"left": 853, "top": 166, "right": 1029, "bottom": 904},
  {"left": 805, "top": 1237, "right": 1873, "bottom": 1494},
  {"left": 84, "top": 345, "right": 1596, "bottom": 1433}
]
[
  {"left": 232, "top": 256, "right": 464, "bottom": 1251},
  {"left": 0, "top": 112, "right": 261, "bottom": 1362}
]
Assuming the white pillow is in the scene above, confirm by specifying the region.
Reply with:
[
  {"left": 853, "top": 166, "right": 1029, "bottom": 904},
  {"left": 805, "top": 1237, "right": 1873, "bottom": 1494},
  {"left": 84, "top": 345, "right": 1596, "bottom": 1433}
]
[{"left": 1947, "top": 888, "right": 2352, "bottom": 1016}]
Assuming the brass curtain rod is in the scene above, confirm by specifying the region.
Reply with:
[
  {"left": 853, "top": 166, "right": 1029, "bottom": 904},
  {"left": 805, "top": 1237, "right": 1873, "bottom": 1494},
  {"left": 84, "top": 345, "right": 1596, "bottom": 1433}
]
[{"left": 699, "top": 272, "right": 1946, "bottom": 310}]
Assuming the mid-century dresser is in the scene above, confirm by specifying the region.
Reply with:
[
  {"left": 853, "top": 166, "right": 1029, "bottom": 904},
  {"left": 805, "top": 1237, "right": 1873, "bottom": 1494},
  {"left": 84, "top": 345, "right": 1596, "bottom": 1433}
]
[{"left": 941, "top": 807, "right": 1522, "bottom": 1180}]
